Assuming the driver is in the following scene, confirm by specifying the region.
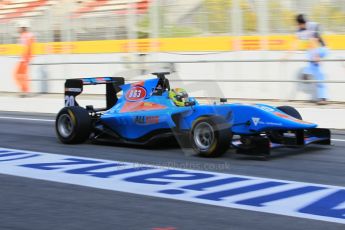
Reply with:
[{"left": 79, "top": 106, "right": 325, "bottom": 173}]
[{"left": 169, "top": 88, "right": 189, "bottom": 106}]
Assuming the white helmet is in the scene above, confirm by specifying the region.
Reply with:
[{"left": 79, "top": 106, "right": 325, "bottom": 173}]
[{"left": 17, "top": 20, "right": 30, "bottom": 28}]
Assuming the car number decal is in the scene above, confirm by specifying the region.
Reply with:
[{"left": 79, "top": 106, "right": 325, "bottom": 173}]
[{"left": 125, "top": 86, "right": 147, "bottom": 102}]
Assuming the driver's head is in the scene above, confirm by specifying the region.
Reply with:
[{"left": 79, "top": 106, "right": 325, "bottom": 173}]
[
  {"left": 17, "top": 20, "right": 30, "bottom": 33},
  {"left": 296, "top": 14, "right": 307, "bottom": 29},
  {"left": 169, "top": 88, "right": 188, "bottom": 106}
]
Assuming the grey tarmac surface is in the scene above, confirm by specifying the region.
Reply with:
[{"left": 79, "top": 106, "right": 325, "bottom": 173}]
[{"left": 0, "top": 111, "right": 344, "bottom": 230}]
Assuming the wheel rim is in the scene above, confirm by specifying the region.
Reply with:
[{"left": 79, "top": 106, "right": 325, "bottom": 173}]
[
  {"left": 193, "top": 122, "right": 215, "bottom": 150},
  {"left": 57, "top": 114, "right": 74, "bottom": 138}
]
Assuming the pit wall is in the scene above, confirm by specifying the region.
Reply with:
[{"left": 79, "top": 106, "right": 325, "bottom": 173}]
[{"left": 1, "top": 36, "right": 344, "bottom": 101}]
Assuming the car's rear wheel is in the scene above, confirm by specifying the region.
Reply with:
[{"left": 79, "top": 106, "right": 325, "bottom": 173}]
[
  {"left": 56, "top": 106, "right": 91, "bottom": 144},
  {"left": 191, "top": 117, "right": 232, "bottom": 158}
]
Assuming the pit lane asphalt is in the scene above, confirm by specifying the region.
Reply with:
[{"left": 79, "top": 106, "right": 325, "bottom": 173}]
[{"left": 0, "top": 111, "right": 344, "bottom": 230}]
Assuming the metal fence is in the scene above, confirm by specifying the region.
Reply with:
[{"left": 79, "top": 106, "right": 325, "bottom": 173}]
[{"left": 1, "top": 0, "right": 345, "bottom": 44}]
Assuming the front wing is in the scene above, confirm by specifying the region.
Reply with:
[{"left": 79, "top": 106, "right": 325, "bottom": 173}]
[{"left": 232, "top": 128, "right": 331, "bottom": 157}]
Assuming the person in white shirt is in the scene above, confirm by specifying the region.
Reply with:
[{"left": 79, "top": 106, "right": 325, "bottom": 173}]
[{"left": 288, "top": 14, "right": 329, "bottom": 105}]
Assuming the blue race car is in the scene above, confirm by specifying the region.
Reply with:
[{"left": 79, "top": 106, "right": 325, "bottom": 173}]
[{"left": 56, "top": 72, "right": 331, "bottom": 158}]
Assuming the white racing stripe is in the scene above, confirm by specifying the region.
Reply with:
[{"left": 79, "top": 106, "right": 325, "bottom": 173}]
[
  {"left": 0, "top": 116, "right": 54, "bottom": 122},
  {"left": 0, "top": 147, "right": 344, "bottom": 224}
]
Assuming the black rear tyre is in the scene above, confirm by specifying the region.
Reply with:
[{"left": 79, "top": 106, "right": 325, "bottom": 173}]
[
  {"left": 55, "top": 106, "right": 91, "bottom": 144},
  {"left": 191, "top": 116, "right": 232, "bottom": 158}
]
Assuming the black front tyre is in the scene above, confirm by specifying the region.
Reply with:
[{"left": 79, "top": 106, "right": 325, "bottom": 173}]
[
  {"left": 55, "top": 106, "right": 91, "bottom": 144},
  {"left": 191, "top": 117, "right": 232, "bottom": 158},
  {"left": 277, "top": 106, "right": 302, "bottom": 120},
  {"left": 268, "top": 105, "right": 303, "bottom": 143}
]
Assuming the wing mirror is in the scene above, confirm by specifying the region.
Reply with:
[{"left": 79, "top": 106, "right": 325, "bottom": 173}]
[
  {"left": 220, "top": 98, "right": 228, "bottom": 103},
  {"left": 185, "top": 101, "right": 196, "bottom": 106}
]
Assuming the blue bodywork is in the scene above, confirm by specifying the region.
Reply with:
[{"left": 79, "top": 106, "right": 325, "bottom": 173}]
[{"left": 100, "top": 77, "right": 317, "bottom": 140}]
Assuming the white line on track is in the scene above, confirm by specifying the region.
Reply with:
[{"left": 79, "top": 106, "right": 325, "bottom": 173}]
[
  {"left": 332, "top": 139, "right": 345, "bottom": 142},
  {"left": 0, "top": 116, "right": 54, "bottom": 122},
  {"left": 0, "top": 146, "right": 345, "bottom": 224},
  {"left": 1, "top": 116, "right": 345, "bottom": 142}
]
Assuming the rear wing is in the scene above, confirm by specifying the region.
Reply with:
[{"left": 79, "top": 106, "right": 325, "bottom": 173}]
[{"left": 64, "top": 77, "right": 125, "bottom": 110}]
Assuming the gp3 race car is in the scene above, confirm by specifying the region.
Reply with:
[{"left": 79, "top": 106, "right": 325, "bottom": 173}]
[{"left": 56, "top": 72, "right": 331, "bottom": 158}]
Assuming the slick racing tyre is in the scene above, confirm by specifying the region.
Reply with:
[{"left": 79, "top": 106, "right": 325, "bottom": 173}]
[
  {"left": 268, "top": 106, "right": 303, "bottom": 143},
  {"left": 191, "top": 116, "right": 232, "bottom": 158},
  {"left": 277, "top": 106, "right": 302, "bottom": 120},
  {"left": 56, "top": 106, "right": 91, "bottom": 144}
]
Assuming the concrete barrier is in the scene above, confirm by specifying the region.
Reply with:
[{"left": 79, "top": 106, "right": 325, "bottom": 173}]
[{"left": 1, "top": 51, "right": 345, "bottom": 101}]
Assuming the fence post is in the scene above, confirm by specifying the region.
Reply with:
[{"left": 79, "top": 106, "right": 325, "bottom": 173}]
[{"left": 150, "top": 0, "right": 159, "bottom": 53}]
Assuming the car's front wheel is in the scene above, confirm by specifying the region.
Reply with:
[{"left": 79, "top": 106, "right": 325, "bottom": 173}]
[
  {"left": 191, "top": 117, "right": 232, "bottom": 157},
  {"left": 277, "top": 106, "right": 302, "bottom": 120},
  {"left": 268, "top": 105, "right": 303, "bottom": 143},
  {"left": 56, "top": 106, "right": 91, "bottom": 144}
]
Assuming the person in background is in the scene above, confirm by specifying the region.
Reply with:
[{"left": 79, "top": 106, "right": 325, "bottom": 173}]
[
  {"left": 285, "top": 14, "right": 329, "bottom": 105},
  {"left": 13, "top": 20, "right": 35, "bottom": 97}
]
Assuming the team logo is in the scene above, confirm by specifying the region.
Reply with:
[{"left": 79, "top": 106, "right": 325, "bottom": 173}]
[
  {"left": 125, "top": 86, "right": 147, "bottom": 101},
  {"left": 65, "top": 88, "right": 82, "bottom": 93},
  {"left": 256, "top": 105, "right": 275, "bottom": 112},
  {"left": 252, "top": 117, "right": 261, "bottom": 126},
  {"left": 134, "top": 116, "right": 159, "bottom": 125}
]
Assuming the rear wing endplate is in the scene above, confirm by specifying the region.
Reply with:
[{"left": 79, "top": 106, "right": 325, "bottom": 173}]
[{"left": 64, "top": 77, "right": 125, "bottom": 110}]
